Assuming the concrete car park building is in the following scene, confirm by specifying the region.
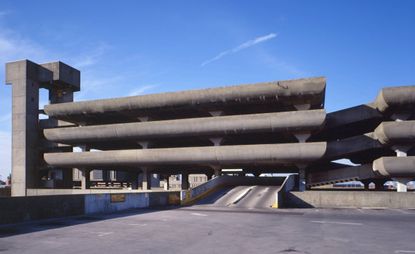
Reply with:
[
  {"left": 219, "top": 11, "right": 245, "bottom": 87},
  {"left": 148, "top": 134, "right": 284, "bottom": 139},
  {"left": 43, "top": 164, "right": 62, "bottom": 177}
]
[{"left": 5, "top": 59, "right": 415, "bottom": 197}]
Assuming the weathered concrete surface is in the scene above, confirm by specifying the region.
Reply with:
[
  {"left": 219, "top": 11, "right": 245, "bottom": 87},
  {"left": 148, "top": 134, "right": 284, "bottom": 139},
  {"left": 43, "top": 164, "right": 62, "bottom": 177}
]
[
  {"left": 0, "top": 191, "right": 180, "bottom": 225},
  {"left": 43, "top": 110, "right": 325, "bottom": 144},
  {"left": 307, "top": 164, "right": 378, "bottom": 187},
  {"left": 181, "top": 175, "right": 285, "bottom": 205},
  {"left": 5, "top": 60, "right": 53, "bottom": 196},
  {"left": 285, "top": 190, "right": 415, "bottom": 208},
  {"left": 374, "top": 85, "right": 415, "bottom": 113},
  {"left": 373, "top": 156, "right": 415, "bottom": 177},
  {"left": 374, "top": 120, "right": 415, "bottom": 145},
  {"left": 44, "top": 77, "right": 326, "bottom": 122},
  {"left": 2, "top": 208, "right": 415, "bottom": 254},
  {"left": 44, "top": 142, "right": 327, "bottom": 168},
  {"left": 40, "top": 61, "right": 80, "bottom": 91},
  {"left": 0, "top": 195, "right": 84, "bottom": 224}
]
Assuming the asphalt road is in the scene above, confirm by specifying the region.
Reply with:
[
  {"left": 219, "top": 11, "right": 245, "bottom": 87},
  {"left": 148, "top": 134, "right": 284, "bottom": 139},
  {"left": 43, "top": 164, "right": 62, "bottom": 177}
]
[{"left": 1, "top": 205, "right": 415, "bottom": 254}]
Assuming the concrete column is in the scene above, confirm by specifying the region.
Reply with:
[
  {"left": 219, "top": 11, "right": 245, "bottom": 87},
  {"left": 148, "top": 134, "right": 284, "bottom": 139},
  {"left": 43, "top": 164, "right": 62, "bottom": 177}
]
[
  {"left": 298, "top": 168, "right": 306, "bottom": 192},
  {"left": 213, "top": 167, "right": 221, "bottom": 177},
  {"left": 373, "top": 179, "right": 385, "bottom": 191},
  {"left": 78, "top": 145, "right": 90, "bottom": 190},
  {"left": 392, "top": 146, "right": 411, "bottom": 192},
  {"left": 209, "top": 138, "right": 223, "bottom": 146},
  {"left": 206, "top": 173, "right": 213, "bottom": 180},
  {"left": 181, "top": 173, "right": 189, "bottom": 190},
  {"left": 81, "top": 169, "right": 90, "bottom": 190},
  {"left": 164, "top": 175, "right": 170, "bottom": 191},
  {"left": 394, "top": 178, "right": 411, "bottom": 192},
  {"left": 361, "top": 179, "right": 371, "bottom": 190},
  {"left": 141, "top": 169, "right": 151, "bottom": 190},
  {"left": 6, "top": 60, "right": 53, "bottom": 196},
  {"left": 129, "top": 172, "right": 139, "bottom": 189}
]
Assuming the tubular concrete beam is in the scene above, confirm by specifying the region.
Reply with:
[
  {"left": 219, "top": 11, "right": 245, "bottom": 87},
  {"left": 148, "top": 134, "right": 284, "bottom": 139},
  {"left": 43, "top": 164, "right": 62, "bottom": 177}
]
[
  {"left": 43, "top": 142, "right": 327, "bottom": 168},
  {"left": 373, "top": 156, "right": 415, "bottom": 177},
  {"left": 374, "top": 121, "right": 415, "bottom": 145},
  {"left": 374, "top": 85, "right": 415, "bottom": 112},
  {"left": 44, "top": 77, "right": 326, "bottom": 118},
  {"left": 43, "top": 110, "right": 326, "bottom": 144}
]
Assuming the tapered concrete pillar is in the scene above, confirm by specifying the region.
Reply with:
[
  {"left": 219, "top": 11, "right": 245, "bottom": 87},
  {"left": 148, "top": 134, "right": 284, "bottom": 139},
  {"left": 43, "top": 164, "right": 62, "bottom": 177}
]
[
  {"left": 394, "top": 178, "right": 410, "bottom": 192},
  {"left": 164, "top": 175, "right": 170, "bottom": 190},
  {"left": 373, "top": 179, "right": 385, "bottom": 191},
  {"left": 81, "top": 169, "right": 90, "bottom": 190},
  {"left": 181, "top": 173, "right": 189, "bottom": 190},
  {"left": 141, "top": 169, "right": 151, "bottom": 190}
]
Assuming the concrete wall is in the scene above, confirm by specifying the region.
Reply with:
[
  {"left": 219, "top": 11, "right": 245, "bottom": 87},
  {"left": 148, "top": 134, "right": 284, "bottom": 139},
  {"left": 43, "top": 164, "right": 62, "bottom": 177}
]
[
  {"left": 0, "top": 191, "right": 180, "bottom": 225},
  {"left": 285, "top": 190, "right": 415, "bottom": 209},
  {"left": 0, "top": 195, "right": 84, "bottom": 224}
]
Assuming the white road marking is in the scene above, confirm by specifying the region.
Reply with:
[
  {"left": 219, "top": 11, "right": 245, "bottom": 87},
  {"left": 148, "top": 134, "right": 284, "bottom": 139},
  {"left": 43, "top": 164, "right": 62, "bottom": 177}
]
[
  {"left": 97, "top": 232, "right": 113, "bottom": 237},
  {"left": 311, "top": 220, "right": 363, "bottom": 226},
  {"left": 191, "top": 212, "right": 208, "bottom": 217},
  {"left": 395, "top": 250, "right": 415, "bottom": 253},
  {"left": 128, "top": 223, "right": 147, "bottom": 226},
  {"left": 395, "top": 209, "right": 411, "bottom": 214}
]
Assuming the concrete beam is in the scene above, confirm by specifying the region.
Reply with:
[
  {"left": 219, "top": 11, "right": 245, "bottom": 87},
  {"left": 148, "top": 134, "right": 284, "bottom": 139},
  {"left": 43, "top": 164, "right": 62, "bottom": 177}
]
[
  {"left": 44, "top": 77, "right": 326, "bottom": 119},
  {"left": 374, "top": 85, "right": 415, "bottom": 113},
  {"left": 373, "top": 156, "right": 415, "bottom": 177},
  {"left": 374, "top": 121, "right": 415, "bottom": 145},
  {"left": 44, "top": 142, "right": 327, "bottom": 168},
  {"left": 43, "top": 110, "right": 326, "bottom": 144}
]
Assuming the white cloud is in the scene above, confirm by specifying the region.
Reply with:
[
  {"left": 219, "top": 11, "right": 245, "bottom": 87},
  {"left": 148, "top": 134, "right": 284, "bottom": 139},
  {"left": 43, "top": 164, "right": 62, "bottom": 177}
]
[
  {"left": 0, "top": 113, "right": 11, "bottom": 123},
  {"left": 201, "top": 33, "right": 277, "bottom": 67},
  {"left": 128, "top": 85, "right": 158, "bottom": 96},
  {"left": 72, "top": 43, "right": 110, "bottom": 69},
  {"left": 0, "top": 30, "right": 45, "bottom": 63}
]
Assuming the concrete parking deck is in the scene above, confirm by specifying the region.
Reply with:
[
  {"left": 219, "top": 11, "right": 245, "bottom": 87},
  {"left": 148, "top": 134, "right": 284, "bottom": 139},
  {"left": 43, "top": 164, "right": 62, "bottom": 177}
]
[{"left": 1, "top": 208, "right": 415, "bottom": 254}]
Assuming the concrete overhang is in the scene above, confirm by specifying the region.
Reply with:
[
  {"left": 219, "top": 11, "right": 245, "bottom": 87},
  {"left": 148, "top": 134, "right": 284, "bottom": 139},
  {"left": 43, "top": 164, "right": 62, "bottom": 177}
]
[
  {"left": 43, "top": 77, "right": 326, "bottom": 124},
  {"left": 374, "top": 85, "right": 415, "bottom": 113},
  {"left": 40, "top": 61, "right": 80, "bottom": 91},
  {"left": 43, "top": 110, "right": 326, "bottom": 144},
  {"left": 43, "top": 142, "right": 327, "bottom": 168},
  {"left": 373, "top": 156, "right": 415, "bottom": 177},
  {"left": 374, "top": 121, "right": 415, "bottom": 145}
]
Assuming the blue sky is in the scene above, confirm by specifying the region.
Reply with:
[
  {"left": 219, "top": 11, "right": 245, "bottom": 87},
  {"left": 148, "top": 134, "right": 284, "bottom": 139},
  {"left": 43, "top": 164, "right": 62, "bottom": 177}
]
[{"left": 0, "top": 1, "right": 414, "bottom": 179}]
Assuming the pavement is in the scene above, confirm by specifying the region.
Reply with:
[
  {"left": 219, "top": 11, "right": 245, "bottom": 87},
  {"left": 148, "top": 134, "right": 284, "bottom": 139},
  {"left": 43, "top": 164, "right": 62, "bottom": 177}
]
[{"left": 1, "top": 205, "right": 415, "bottom": 254}]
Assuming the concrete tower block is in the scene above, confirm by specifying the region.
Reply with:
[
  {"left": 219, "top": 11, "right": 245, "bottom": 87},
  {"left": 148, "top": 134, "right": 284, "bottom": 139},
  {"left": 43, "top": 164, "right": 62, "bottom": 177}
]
[{"left": 6, "top": 60, "right": 53, "bottom": 196}]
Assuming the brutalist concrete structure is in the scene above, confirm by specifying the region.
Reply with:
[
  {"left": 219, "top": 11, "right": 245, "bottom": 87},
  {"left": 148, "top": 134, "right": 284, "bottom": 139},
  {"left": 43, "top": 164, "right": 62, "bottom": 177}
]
[{"left": 5, "top": 59, "right": 415, "bottom": 196}]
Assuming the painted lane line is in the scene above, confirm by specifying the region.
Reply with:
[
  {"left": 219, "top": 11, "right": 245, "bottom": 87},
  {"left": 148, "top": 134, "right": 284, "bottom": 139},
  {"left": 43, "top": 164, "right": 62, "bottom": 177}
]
[
  {"left": 128, "top": 223, "right": 147, "bottom": 226},
  {"left": 97, "top": 232, "right": 114, "bottom": 237},
  {"left": 395, "top": 251, "right": 415, "bottom": 253},
  {"left": 311, "top": 220, "right": 363, "bottom": 226},
  {"left": 191, "top": 212, "right": 208, "bottom": 217}
]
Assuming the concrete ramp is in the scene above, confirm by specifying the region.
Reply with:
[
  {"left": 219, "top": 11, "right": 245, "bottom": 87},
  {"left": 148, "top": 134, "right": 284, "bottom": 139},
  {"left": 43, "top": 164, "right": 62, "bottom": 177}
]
[
  {"left": 195, "top": 185, "right": 280, "bottom": 209},
  {"left": 180, "top": 175, "right": 284, "bottom": 208}
]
